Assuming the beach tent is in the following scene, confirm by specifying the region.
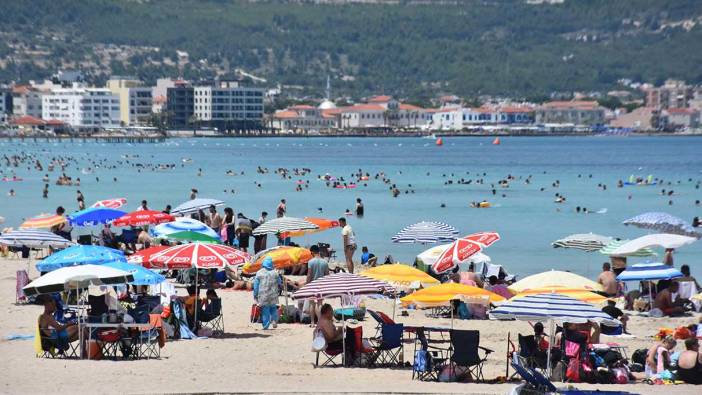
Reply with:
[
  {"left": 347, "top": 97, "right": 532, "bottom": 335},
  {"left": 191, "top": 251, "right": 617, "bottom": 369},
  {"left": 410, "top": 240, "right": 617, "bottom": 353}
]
[
  {"left": 615, "top": 263, "right": 683, "bottom": 282},
  {"left": 170, "top": 198, "right": 224, "bottom": 216},
  {"left": 490, "top": 293, "right": 619, "bottom": 378},
  {"left": 36, "top": 245, "right": 125, "bottom": 272},
  {"left": 20, "top": 213, "right": 66, "bottom": 229},
  {"left": 431, "top": 232, "right": 500, "bottom": 274},
  {"left": 610, "top": 233, "right": 697, "bottom": 256},
  {"left": 552, "top": 233, "right": 612, "bottom": 252},
  {"left": 68, "top": 207, "right": 126, "bottom": 227},
  {"left": 623, "top": 212, "right": 700, "bottom": 238},
  {"left": 391, "top": 221, "right": 459, "bottom": 244},
  {"left": 252, "top": 217, "right": 319, "bottom": 236},
  {"left": 508, "top": 270, "right": 603, "bottom": 294}
]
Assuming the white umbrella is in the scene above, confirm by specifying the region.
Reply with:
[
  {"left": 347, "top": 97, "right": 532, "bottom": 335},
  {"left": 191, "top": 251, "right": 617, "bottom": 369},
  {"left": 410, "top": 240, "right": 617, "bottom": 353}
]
[
  {"left": 171, "top": 198, "right": 224, "bottom": 216},
  {"left": 610, "top": 233, "right": 697, "bottom": 256},
  {"left": 0, "top": 229, "right": 74, "bottom": 249},
  {"left": 552, "top": 233, "right": 613, "bottom": 252},
  {"left": 23, "top": 264, "right": 134, "bottom": 296},
  {"left": 599, "top": 239, "right": 656, "bottom": 257},
  {"left": 252, "top": 217, "right": 318, "bottom": 236}
]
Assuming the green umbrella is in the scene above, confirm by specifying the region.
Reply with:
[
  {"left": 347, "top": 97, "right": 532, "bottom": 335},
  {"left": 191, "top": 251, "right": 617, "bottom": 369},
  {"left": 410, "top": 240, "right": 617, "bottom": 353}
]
[
  {"left": 599, "top": 239, "right": 656, "bottom": 257},
  {"left": 160, "top": 231, "right": 221, "bottom": 244}
]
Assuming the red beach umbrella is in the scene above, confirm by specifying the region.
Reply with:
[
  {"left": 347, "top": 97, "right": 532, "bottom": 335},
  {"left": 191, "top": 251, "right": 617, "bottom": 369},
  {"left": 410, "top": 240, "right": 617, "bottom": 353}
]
[
  {"left": 431, "top": 231, "right": 500, "bottom": 274},
  {"left": 142, "top": 242, "right": 249, "bottom": 270},
  {"left": 127, "top": 245, "right": 169, "bottom": 265},
  {"left": 92, "top": 198, "right": 127, "bottom": 209},
  {"left": 112, "top": 210, "right": 175, "bottom": 227}
]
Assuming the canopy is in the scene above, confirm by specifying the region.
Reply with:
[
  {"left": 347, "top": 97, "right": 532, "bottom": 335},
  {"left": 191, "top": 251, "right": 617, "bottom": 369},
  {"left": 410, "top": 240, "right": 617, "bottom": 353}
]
[
  {"left": 512, "top": 286, "right": 608, "bottom": 304},
  {"left": 102, "top": 261, "right": 165, "bottom": 286},
  {"left": 623, "top": 212, "right": 700, "bottom": 238},
  {"left": 68, "top": 207, "right": 126, "bottom": 227},
  {"left": 243, "top": 246, "right": 312, "bottom": 274},
  {"left": 292, "top": 272, "right": 395, "bottom": 300},
  {"left": 92, "top": 198, "right": 127, "bottom": 209},
  {"left": 508, "top": 270, "right": 603, "bottom": 293},
  {"left": 36, "top": 245, "right": 126, "bottom": 272},
  {"left": 490, "top": 293, "right": 619, "bottom": 326},
  {"left": 282, "top": 217, "right": 339, "bottom": 237},
  {"left": 126, "top": 245, "right": 169, "bottom": 265},
  {"left": 599, "top": 239, "right": 656, "bottom": 257},
  {"left": 552, "top": 233, "right": 613, "bottom": 252},
  {"left": 171, "top": 198, "right": 224, "bottom": 216},
  {"left": 360, "top": 264, "right": 440, "bottom": 286},
  {"left": 400, "top": 282, "right": 505, "bottom": 307},
  {"left": 252, "top": 217, "right": 318, "bottom": 236},
  {"left": 432, "top": 231, "right": 500, "bottom": 274},
  {"left": 610, "top": 233, "right": 697, "bottom": 256},
  {"left": 23, "top": 264, "right": 134, "bottom": 296},
  {"left": 616, "top": 263, "right": 683, "bottom": 282},
  {"left": 112, "top": 210, "right": 174, "bottom": 227},
  {"left": 392, "top": 221, "right": 459, "bottom": 244},
  {"left": 144, "top": 242, "right": 249, "bottom": 269},
  {"left": 20, "top": 214, "right": 66, "bottom": 229},
  {"left": 0, "top": 229, "right": 74, "bottom": 249},
  {"left": 151, "top": 218, "right": 220, "bottom": 242}
]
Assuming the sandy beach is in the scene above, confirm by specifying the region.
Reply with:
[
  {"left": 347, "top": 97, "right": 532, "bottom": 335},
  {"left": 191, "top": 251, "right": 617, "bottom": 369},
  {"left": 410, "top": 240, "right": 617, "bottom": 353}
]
[{"left": 1, "top": 256, "right": 700, "bottom": 395}]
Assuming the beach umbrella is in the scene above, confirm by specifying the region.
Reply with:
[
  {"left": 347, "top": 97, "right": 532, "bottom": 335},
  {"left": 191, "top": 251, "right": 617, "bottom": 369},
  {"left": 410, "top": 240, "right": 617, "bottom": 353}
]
[
  {"left": 508, "top": 270, "right": 603, "bottom": 294},
  {"left": 616, "top": 263, "right": 683, "bottom": 282},
  {"left": 490, "top": 293, "right": 620, "bottom": 378},
  {"left": 512, "top": 286, "right": 608, "bottom": 304},
  {"left": 417, "top": 244, "right": 490, "bottom": 268},
  {"left": 0, "top": 229, "right": 74, "bottom": 249},
  {"left": 243, "top": 246, "right": 312, "bottom": 274},
  {"left": 431, "top": 231, "right": 500, "bottom": 274},
  {"left": 552, "top": 233, "right": 613, "bottom": 252},
  {"left": 292, "top": 272, "right": 395, "bottom": 300},
  {"left": 392, "top": 221, "right": 459, "bottom": 244},
  {"left": 68, "top": 207, "right": 126, "bottom": 227},
  {"left": 151, "top": 218, "right": 220, "bottom": 242},
  {"left": 610, "top": 233, "right": 697, "bottom": 256},
  {"left": 92, "top": 198, "right": 127, "bottom": 209},
  {"left": 20, "top": 213, "right": 66, "bottom": 229},
  {"left": 282, "top": 217, "right": 340, "bottom": 237},
  {"left": 143, "top": 242, "right": 249, "bottom": 270},
  {"left": 170, "top": 198, "right": 224, "bottom": 216},
  {"left": 623, "top": 212, "right": 701, "bottom": 238},
  {"left": 35, "top": 245, "right": 125, "bottom": 272},
  {"left": 252, "top": 217, "right": 318, "bottom": 236},
  {"left": 599, "top": 239, "right": 656, "bottom": 257},
  {"left": 102, "top": 260, "right": 165, "bottom": 286},
  {"left": 112, "top": 210, "right": 175, "bottom": 227},
  {"left": 360, "top": 264, "right": 440, "bottom": 286},
  {"left": 126, "top": 245, "right": 169, "bottom": 265},
  {"left": 400, "top": 282, "right": 505, "bottom": 307},
  {"left": 23, "top": 264, "right": 134, "bottom": 296}
]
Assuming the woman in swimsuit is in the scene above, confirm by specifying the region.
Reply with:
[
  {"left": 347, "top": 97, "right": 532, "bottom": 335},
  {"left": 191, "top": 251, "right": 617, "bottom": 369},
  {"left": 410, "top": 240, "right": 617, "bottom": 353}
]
[{"left": 678, "top": 338, "right": 702, "bottom": 384}]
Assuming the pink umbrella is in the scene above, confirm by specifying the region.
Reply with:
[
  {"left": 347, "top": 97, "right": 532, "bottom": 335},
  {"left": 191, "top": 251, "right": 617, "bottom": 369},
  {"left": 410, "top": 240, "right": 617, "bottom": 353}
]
[
  {"left": 431, "top": 231, "right": 500, "bottom": 274},
  {"left": 112, "top": 210, "right": 174, "bottom": 227},
  {"left": 143, "top": 242, "right": 249, "bottom": 270},
  {"left": 92, "top": 198, "right": 127, "bottom": 209}
]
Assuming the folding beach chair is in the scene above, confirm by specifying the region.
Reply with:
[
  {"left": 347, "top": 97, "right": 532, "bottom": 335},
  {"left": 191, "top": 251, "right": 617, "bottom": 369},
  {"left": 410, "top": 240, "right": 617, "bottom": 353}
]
[
  {"left": 370, "top": 323, "right": 404, "bottom": 367},
  {"left": 98, "top": 329, "right": 123, "bottom": 360},
  {"left": 315, "top": 342, "right": 344, "bottom": 368},
  {"left": 132, "top": 314, "right": 162, "bottom": 359},
  {"left": 449, "top": 329, "right": 493, "bottom": 382},
  {"left": 200, "top": 297, "right": 224, "bottom": 336},
  {"left": 367, "top": 309, "right": 394, "bottom": 338},
  {"left": 518, "top": 334, "right": 547, "bottom": 370},
  {"left": 412, "top": 328, "right": 449, "bottom": 381}
]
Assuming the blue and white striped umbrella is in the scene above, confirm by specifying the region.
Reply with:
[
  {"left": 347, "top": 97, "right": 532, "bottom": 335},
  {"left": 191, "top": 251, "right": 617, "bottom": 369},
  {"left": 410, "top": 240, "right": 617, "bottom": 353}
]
[
  {"left": 489, "top": 293, "right": 620, "bottom": 326},
  {"left": 616, "top": 263, "right": 683, "bottom": 282},
  {"left": 392, "top": 221, "right": 459, "bottom": 244},
  {"left": 68, "top": 207, "right": 126, "bottom": 227},
  {"left": 36, "top": 245, "right": 126, "bottom": 272},
  {"left": 623, "top": 212, "right": 700, "bottom": 238},
  {"left": 0, "top": 229, "right": 74, "bottom": 249},
  {"left": 151, "top": 218, "right": 220, "bottom": 240}
]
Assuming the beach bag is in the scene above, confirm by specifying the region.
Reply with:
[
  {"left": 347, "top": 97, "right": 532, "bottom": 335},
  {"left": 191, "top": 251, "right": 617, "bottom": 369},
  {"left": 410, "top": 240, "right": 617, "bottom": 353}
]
[
  {"left": 413, "top": 349, "right": 430, "bottom": 372},
  {"left": 566, "top": 356, "right": 581, "bottom": 382},
  {"left": 220, "top": 227, "right": 228, "bottom": 242},
  {"left": 250, "top": 304, "right": 261, "bottom": 323},
  {"left": 632, "top": 348, "right": 648, "bottom": 365},
  {"left": 612, "top": 367, "right": 630, "bottom": 384},
  {"left": 311, "top": 328, "right": 327, "bottom": 352},
  {"left": 565, "top": 341, "right": 580, "bottom": 358}
]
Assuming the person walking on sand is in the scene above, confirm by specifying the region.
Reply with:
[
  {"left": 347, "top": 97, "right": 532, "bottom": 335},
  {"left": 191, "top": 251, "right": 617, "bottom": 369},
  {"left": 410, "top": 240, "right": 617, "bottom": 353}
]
[
  {"left": 253, "top": 257, "right": 282, "bottom": 330},
  {"left": 339, "top": 217, "right": 356, "bottom": 273}
]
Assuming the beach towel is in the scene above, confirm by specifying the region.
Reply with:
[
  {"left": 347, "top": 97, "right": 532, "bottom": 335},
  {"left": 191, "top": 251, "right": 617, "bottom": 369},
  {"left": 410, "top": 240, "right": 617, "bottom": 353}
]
[{"left": 170, "top": 300, "right": 195, "bottom": 339}]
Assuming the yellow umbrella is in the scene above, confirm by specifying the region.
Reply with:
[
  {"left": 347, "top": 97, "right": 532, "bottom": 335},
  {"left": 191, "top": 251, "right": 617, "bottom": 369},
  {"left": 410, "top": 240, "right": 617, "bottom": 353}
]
[
  {"left": 508, "top": 270, "right": 603, "bottom": 294},
  {"left": 512, "top": 286, "right": 608, "bottom": 304},
  {"left": 360, "top": 264, "right": 439, "bottom": 286},
  {"left": 242, "top": 246, "right": 312, "bottom": 274},
  {"left": 20, "top": 213, "right": 66, "bottom": 229},
  {"left": 401, "top": 282, "right": 505, "bottom": 307}
]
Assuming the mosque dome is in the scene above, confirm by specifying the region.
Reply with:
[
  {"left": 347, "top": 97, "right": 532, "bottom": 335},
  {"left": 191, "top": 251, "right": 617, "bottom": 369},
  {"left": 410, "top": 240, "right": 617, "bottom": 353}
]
[{"left": 318, "top": 99, "right": 337, "bottom": 110}]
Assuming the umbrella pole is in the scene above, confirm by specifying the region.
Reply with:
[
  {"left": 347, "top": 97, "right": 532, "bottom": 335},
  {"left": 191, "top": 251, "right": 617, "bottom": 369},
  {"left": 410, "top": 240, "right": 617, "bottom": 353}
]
[
  {"left": 340, "top": 296, "right": 346, "bottom": 366},
  {"left": 194, "top": 268, "right": 198, "bottom": 334},
  {"left": 547, "top": 320, "right": 555, "bottom": 379}
]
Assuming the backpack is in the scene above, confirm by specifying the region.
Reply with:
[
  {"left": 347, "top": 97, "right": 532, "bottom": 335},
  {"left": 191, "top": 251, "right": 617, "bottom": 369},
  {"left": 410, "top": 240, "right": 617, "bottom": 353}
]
[{"left": 632, "top": 348, "right": 648, "bottom": 365}]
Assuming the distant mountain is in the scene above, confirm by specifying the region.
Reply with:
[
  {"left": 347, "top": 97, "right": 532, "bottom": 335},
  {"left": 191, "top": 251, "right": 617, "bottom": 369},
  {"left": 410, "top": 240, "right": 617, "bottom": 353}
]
[{"left": 1, "top": 0, "right": 701, "bottom": 99}]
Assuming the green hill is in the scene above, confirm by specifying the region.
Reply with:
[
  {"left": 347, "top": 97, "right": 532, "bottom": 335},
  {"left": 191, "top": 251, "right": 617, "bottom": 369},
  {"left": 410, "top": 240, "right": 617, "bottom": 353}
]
[{"left": 1, "top": 0, "right": 701, "bottom": 99}]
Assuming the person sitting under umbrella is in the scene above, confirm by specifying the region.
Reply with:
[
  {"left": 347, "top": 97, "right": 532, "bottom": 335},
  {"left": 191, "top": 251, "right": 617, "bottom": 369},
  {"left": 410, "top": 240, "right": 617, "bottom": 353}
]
[{"left": 38, "top": 295, "right": 80, "bottom": 352}]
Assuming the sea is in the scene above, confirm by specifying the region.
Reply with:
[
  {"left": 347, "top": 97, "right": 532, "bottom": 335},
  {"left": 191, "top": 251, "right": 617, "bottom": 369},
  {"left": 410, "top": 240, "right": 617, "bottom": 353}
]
[{"left": 1, "top": 136, "right": 701, "bottom": 279}]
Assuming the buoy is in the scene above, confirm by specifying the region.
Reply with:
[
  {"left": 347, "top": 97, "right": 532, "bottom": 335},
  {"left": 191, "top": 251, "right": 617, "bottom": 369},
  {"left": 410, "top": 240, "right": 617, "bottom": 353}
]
[
  {"left": 436, "top": 138, "right": 443, "bottom": 146},
  {"left": 492, "top": 137, "right": 500, "bottom": 145}
]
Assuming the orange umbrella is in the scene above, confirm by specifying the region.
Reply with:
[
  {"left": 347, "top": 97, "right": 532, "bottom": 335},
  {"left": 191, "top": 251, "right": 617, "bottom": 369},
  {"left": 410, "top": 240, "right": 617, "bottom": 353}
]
[
  {"left": 20, "top": 214, "right": 66, "bottom": 229},
  {"left": 282, "top": 217, "right": 340, "bottom": 237},
  {"left": 242, "top": 246, "right": 312, "bottom": 274}
]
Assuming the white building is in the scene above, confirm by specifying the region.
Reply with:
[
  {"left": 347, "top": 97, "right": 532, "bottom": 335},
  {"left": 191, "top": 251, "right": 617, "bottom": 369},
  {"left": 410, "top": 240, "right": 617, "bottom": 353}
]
[
  {"left": 106, "top": 78, "right": 153, "bottom": 126},
  {"left": 193, "top": 80, "right": 265, "bottom": 128},
  {"left": 11, "top": 86, "right": 43, "bottom": 118},
  {"left": 271, "top": 105, "right": 337, "bottom": 131},
  {"left": 42, "top": 87, "right": 120, "bottom": 129}
]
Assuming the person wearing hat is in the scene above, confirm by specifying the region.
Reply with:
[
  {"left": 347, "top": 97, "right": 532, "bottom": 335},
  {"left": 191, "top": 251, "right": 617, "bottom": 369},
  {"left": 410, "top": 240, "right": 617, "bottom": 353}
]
[{"left": 253, "top": 256, "right": 282, "bottom": 329}]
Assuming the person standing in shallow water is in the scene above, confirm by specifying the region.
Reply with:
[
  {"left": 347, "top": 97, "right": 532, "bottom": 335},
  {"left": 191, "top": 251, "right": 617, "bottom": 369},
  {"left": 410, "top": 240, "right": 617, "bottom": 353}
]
[{"left": 355, "top": 198, "right": 364, "bottom": 217}]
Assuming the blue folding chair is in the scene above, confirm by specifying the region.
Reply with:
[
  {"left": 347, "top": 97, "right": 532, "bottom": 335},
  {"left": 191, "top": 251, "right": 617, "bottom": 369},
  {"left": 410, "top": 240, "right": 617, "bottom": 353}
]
[{"left": 370, "top": 323, "right": 403, "bottom": 367}]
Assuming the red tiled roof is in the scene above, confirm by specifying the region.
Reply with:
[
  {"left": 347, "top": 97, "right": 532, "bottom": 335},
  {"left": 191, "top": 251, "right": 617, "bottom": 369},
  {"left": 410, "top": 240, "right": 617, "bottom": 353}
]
[
  {"left": 368, "top": 95, "right": 393, "bottom": 103},
  {"left": 342, "top": 104, "right": 386, "bottom": 112},
  {"left": 273, "top": 110, "right": 299, "bottom": 119},
  {"left": 321, "top": 108, "right": 342, "bottom": 117},
  {"left": 12, "top": 85, "right": 30, "bottom": 94},
  {"left": 499, "top": 106, "right": 534, "bottom": 113},
  {"left": 399, "top": 103, "right": 423, "bottom": 111},
  {"left": 10, "top": 115, "right": 45, "bottom": 126},
  {"left": 45, "top": 119, "right": 66, "bottom": 126},
  {"left": 289, "top": 104, "right": 316, "bottom": 110}
]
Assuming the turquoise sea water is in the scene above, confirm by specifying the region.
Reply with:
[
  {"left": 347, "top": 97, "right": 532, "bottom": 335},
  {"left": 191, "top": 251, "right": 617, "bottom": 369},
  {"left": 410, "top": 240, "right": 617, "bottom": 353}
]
[{"left": 1, "top": 136, "right": 701, "bottom": 279}]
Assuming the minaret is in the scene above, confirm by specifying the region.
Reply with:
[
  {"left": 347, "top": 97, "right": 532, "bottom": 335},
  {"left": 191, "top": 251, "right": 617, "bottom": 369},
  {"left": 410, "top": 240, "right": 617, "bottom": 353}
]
[{"left": 325, "top": 75, "right": 331, "bottom": 100}]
